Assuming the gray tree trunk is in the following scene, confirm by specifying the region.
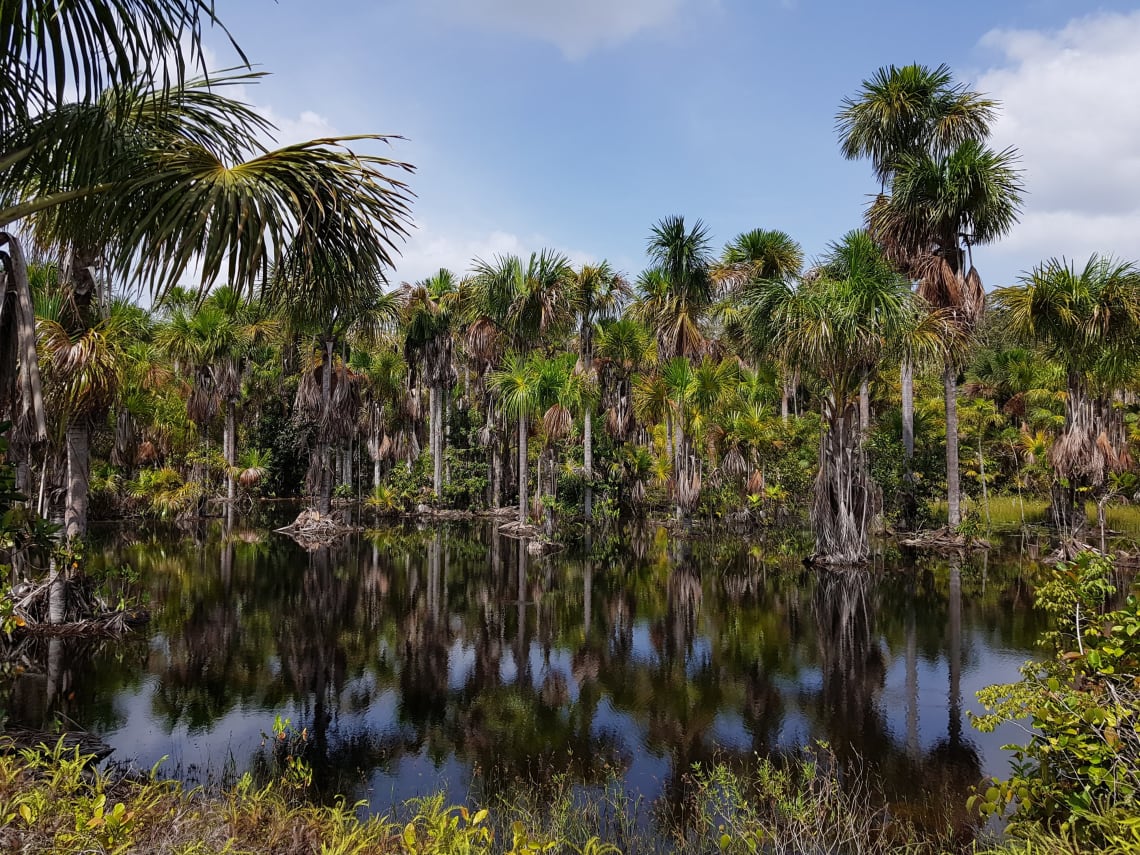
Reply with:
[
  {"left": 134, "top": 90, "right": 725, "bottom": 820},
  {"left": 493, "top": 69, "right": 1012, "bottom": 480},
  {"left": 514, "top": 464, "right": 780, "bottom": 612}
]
[
  {"left": 317, "top": 338, "right": 334, "bottom": 516},
  {"left": 811, "top": 400, "right": 870, "bottom": 564},
  {"left": 901, "top": 359, "right": 914, "bottom": 459},
  {"left": 64, "top": 423, "right": 89, "bottom": 540},
  {"left": 583, "top": 406, "right": 593, "bottom": 521},
  {"left": 373, "top": 445, "right": 382, "bottom": 492},
  {"left": 47, "top": 555, "right": 65, "bottom": 625},
  {"left": 859, "top": 377, "right": 871, "bottom": 437},
  {"left": 431, "top": 385, "right": 443, "bottom": 498},
  {"left": 944, "top": 365, "right": 961, "bottom": 528},
  {"left": 517, "top": 409, "right": 528, "bottom": 525},
  {"left": 224, "top": 398, "right": 236, "bottom": 508}
]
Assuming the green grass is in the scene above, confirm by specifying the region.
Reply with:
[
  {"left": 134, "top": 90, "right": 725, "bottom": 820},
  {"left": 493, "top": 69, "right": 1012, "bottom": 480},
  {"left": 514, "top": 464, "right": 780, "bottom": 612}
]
[{"left": 930, "top": 496, "right": 1140, "bottom": 534}]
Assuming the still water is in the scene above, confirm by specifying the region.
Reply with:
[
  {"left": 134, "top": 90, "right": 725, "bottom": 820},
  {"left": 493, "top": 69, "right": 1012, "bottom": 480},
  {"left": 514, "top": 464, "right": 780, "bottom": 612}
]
[{"left": 5, "top": 517, "right": 1054, "bottom": 834}]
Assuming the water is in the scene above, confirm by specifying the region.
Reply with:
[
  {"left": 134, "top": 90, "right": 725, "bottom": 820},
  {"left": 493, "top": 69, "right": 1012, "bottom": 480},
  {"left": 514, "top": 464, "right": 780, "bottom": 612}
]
[{"left": 3, "top": 517, "right": 1055, "bottom": 836}]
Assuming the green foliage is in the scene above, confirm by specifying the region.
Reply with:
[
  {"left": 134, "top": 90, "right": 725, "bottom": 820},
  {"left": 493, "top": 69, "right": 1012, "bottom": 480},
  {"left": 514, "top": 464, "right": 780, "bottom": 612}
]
[
  {"left": 866, "top": 417, "right": 938, "bottom": 528},
  {"left": 128, "top": 467, "right": 203, "bottom": 519},
  {"left": 971, "top": 552, "right": 1140, "bottom": 849}
]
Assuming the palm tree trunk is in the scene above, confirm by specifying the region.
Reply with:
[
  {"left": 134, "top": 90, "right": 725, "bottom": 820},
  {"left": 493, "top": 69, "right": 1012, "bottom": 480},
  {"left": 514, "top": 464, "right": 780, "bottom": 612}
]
[
  {"left": 2, "top": 232, "right": 48, "bottom": 443},
  {"left": 318, "top": 338, "right": 334, "bottom": 516},
  {"left": 47, "top": 555, "right": 65, "bottom": 625},
  {"left": 224, "top": 398, "right": 236, "bottom": 509},
  {"left": 944, "top": 365, "right": 961, "bottom": 528},
  {"left": 901, "top": 358, "right": 916, "bottom": 529},
  {"left": 859, "top": 377, "right": 871, "bottom": 437},
  {"left": 583, "top": 406, "right": 593, "bottom": 521},
  {"left": 901, "top": 359, "right": 915, "bottom": 458},
  {"left": 978, "top": 439, "right": 991, "bottom": 530},
  {"left": 517, "top": 409, "right": 528, "bottom": 525},
  {"left": 373, "top": 436, "right": 382, "bottom": 492},
  {"left": 64, "top": 422, "right": 89, "bottom": 540},
  {"left": 811, "top": 401, "right": 870, "bottom": 564},
  {"left": 431, "top": 385, "right": 443, "bottom": 499},
  {"left": 444, "top": 394, "right": 451, "bottom": 488}
]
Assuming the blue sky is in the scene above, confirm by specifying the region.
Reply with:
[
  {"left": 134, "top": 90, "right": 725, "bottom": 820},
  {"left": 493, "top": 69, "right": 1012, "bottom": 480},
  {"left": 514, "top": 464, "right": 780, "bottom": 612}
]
[{"left": 201, "top": 1, "right": 1140, "bottom": 289}]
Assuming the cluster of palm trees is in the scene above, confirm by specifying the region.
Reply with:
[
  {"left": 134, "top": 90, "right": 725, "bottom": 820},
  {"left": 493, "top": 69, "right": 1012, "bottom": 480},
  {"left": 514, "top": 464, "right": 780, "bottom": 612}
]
[
  {"left": 3, "top": 3, "right": 1140, "bottom": 567},
  {"left": 1, "top": 1, "right": 413, "bottom": 540}
]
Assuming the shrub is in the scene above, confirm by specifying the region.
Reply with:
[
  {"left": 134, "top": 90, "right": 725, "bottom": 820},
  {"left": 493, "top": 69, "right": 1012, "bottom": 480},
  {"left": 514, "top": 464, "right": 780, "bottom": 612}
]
[{"left": 971, "top": 551, "right": 1140, "bottom": 850}]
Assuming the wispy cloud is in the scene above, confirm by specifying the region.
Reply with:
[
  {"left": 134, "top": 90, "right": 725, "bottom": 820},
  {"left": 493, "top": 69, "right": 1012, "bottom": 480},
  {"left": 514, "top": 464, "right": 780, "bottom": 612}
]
[
  {"left": 426, "top": 0, "right": 690, "bottom": 58},
  {"left": 389, "top": 221, "right": 594, "bottom": 285}
]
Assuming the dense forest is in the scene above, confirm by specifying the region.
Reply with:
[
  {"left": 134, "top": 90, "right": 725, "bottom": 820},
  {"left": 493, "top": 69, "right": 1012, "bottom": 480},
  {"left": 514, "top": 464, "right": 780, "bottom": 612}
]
[{"left": 3, "top": 8, "right": 1139, "bottom": 570}]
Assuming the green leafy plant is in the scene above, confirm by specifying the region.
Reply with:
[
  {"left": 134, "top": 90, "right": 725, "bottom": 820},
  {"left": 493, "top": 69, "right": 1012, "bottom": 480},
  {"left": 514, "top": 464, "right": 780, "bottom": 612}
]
[{"left": 971, "top": 552, "right": 1140, "bottom": 849}]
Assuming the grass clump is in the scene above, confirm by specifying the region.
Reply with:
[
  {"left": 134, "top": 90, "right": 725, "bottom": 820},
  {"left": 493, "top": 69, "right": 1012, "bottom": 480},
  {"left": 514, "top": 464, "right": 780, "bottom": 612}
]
[{"left": 0, "top": 739, "right": 615, "bottom": 854}]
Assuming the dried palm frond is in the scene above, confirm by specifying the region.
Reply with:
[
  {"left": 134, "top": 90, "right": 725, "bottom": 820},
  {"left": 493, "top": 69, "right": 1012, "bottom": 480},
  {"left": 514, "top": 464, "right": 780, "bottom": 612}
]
[
  {"left": 543, "top": 403, "right": 572, "bottom": 442},
  {"left": 137, "top": 439, "right": 157, "bottom": 464},
  {"left": 1050, "top": 426, "right": 1106, "bottom": 485},
  {"left": 722, "top": 445, "right": 747, "bottom": 479}
]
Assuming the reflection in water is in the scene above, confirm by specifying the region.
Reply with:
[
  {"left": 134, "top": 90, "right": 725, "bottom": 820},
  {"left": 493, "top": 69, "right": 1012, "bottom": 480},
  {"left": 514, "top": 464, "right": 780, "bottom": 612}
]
[{"left": 1, "top": 521, "right": 1048, "bottom": 839}]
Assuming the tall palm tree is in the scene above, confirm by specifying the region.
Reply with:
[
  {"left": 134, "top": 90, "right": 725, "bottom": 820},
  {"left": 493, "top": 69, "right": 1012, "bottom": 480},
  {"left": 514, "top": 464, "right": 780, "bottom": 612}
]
[
  {"left": 634, "top": 216, "right": 715, "bottom": 361},
  {"left": 35, "top": 275, "right": 141, "bottom": 539},
  {"left": 3, "top": 60, "right": 414, "bottom": 482},
  {"left": 595, "top": 316, "right": 655, "bottom": 445},
  {"left": 837, "top": 63, "right": 1005, "bottom": 528},
  {"left": 204, "top": 286, "right": 281, "bottom": 510},
  {"left": 351, "top": 345, "right": 406, "bottom": 491},
  {"left": 568, "top": 262, "right": 630, "bottom": 520},
  {"left": 870, "top": 140, "right": 1022, "bottom": 527},
  {"left": 158, "top": 286, "right": 279, "bottom": 508},
  {"left": 467, "top": 251, "right": 573, "bottom": 522},
  {"left": 748, "top": 231, "right": 951, "bottom": 563},
  {"left": 273, "top": 250, "right": 400, "bottom": 515},
  {"left": 490, "top": 352, "right": 545, "bottom": 526},
  {"left": 401, "top": 269, "right": 458, "bottom": 500},
  {"left": 993, "top": 255, "right": 1140, "bottom": 539},
  {"left": 634, "top": 216, "right": 714, "bottom": 517},
  {"left": 715, "top": 228, "right": 804, "bottom": 421},
  {"left": 1, "top": 1, "right": 222, "bottom": 465}
]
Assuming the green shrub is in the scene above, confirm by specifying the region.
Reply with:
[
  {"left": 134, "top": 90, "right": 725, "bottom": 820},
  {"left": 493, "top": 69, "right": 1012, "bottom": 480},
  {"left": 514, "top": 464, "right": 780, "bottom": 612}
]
[{"left": 971, "top": 551, "right": 1140, "bottom": 850}]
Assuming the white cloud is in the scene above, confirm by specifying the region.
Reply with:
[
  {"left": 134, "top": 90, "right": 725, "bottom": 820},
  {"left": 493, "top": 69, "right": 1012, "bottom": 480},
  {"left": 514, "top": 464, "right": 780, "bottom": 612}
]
[
  {"left": 257, "top": 106, "right": 336, "bottom": 145},
  {"left": 975, "top": 11, "right": 1140, "bottom": 275},
  {"left": 388, "top": 221, "right": 594, "bottom": 285},
  {"left": 429, "top": 0, "right": 689, "bottom": 58}
]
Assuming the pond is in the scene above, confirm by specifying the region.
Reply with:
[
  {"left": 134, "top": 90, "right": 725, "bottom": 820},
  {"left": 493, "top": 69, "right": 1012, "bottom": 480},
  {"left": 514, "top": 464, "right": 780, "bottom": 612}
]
[{"left": 3, "top": 516, "right": 1057, "bottom": 837}]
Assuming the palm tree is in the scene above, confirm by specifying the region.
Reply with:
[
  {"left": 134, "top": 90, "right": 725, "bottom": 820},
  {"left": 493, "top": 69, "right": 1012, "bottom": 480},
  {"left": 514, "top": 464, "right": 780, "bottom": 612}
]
[
  {"left": 595, "top": 316, "right": 655, "bottom": 445},
  {"left": 204, "top": 287, "right": 281, "bottom": 511},
  {"left": 634, "top": 216, "right": 715, "bottom": 361},
  {"left": 157, "top": 286, "right": 279, "bottom": 508},
  {"left": 568, "top": 262, "right": 630, "bottom": 520},
  {"left": 993, "top": 255, "right": 1140, "bottom": 539},
  {"left": 716, "top": 228, "right": 804, "bottom": 421},
  {"left": 748, "top": 231, "right": 951, "bottom": 563},
  {"left": 352, "top": 345, "right": 407, "bottom": 492},
  {"left": 837, "top": 64, "right": 1006, "bottom": 528},
  {"left": 836, "top": 64, "right": 996, "bottom": 188},
  {"left": 3, "top": 57, "right": 414, "bottom": 481},
  {"left": 401, "top": 269, "right": 459, "bottom": 500},
  {"left": 490, "top": 352, "right": 545, "bottom": 526},
  {"left": 466, "top": 251, "right": 573, "bottom": 522},
  {"left": 35, "top": 277, "right": 142, "bottom": 539},
  {"left": 274, "top": 254, "right": 400, "bottom": 516},
  {"left": 871, "top": 140, "right": 1022, "bottom": 527},
  {"left": 633, "top": 216, "right": 715, "bottom": 517}
]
